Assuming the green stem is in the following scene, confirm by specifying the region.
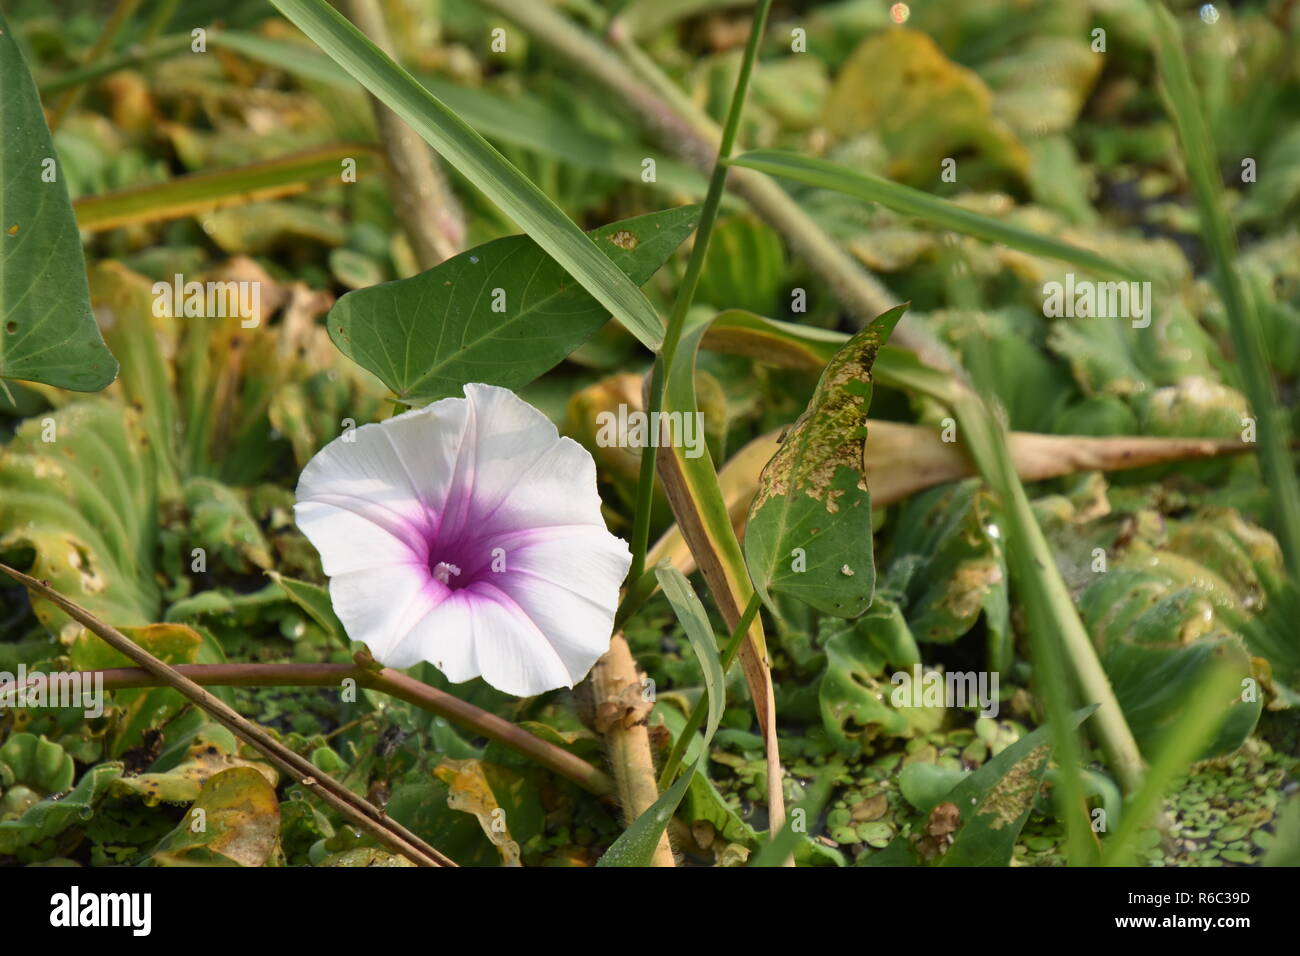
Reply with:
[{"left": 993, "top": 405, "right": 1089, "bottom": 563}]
[
  {"left": 658, "top": 591, "right": 761, "bottom": 790},
  {"left": 614, "top": 561, "right": 663, "bottom": 634},
  {"left": 469, "top": 0, "right": 905, "bottom": 345},
  {"left": 624, "top": 0, "right": 774, "bottom": 585},
  {"left": 1150, "top": 2, "right": 1300, "bottom": 577},
  {"left": 48, "top": 0, "right": 142, "bottom": 130}
]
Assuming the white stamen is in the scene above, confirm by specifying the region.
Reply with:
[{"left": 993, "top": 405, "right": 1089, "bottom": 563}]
[{"left": 432, "top": 561, "right": 462, "bottom": 585}]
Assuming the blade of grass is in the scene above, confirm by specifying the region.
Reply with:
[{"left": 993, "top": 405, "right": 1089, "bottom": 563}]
[
  {"left": 1148, "top": 1, "right": 1300, "bottom": 577},
  {"left": 597, "top": 567, "right": 725, "bottom": 867},
  {"left": 1102, "top": 660, "right": 1241, "bottom": 866},
  {"left": 728, "top": 150, "right": 1142, "bottom": 281},
  {"left": 268, "top": 0, "right": 665, "bottom": 350},
  {"left": 73, "top": 145, "right": 381, "bottom": 232},
  {"left": 658, "top": 589, "right": 761, "bottom": 790}
]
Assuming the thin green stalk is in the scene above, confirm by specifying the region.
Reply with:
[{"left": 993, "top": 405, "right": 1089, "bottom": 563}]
[
  {"left": 658, "top": 591, "right": 761, "bottom": 789},
  {"left": 37, "top": 34, "right": 192, "bottom": 95},
  {"left": 624, "top": 0, "right": 773, "bottom": 584},
  {"left": 1150, "top": 2, "right": 1300, "bottom": 577},
  {"left": 1102, "top": 661, "right": 1240, "bottom": 866},
  {"left": 49, "top": 0, "right": 141, "bottom": 130},
  {"left": 615, "top": 558, "right": 663, "bottom": 633},
  {"left": 957, "top": 398, "right": 1102, "bottom": 864},
  {"left": 469, "top": 0, "right": 903, "bottom": 343}
]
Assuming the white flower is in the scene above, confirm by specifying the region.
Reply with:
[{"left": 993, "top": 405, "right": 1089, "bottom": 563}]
[{"left": 295, "top": 384, "right": 630, "bottom": 696}]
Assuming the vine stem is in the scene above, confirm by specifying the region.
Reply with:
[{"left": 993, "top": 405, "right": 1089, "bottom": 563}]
[{"left": 19, "top": 659, "right": 615, "bottom": 797}]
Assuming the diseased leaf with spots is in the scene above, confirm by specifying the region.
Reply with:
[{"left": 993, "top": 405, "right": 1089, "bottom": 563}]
[
  {"left": 329, "top": 206, "right": 698, "bottom": 405},
  {"left": 743, "top": 304, "right": 906, "bottom": 618},
  {"left": 0, "top": 11, "right": 117, "bottom": 391},
  {"left": 151, "top": 767, "right": 281, "bottom": 867},
  {"left": 864, "top": 707, "right": 1094, "bottom": 867}
]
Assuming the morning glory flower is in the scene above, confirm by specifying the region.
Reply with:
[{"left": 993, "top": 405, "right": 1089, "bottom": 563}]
[{"left": 294, "top": 383, "right": 631, "bottom": 697}]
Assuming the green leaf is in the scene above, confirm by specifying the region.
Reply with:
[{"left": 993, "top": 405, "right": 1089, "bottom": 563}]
[
  {"left": 267, "top": 572, "right": 346, "bottom": 644},
  {"left": 0, "top": 401, "right": 160, "bottom": 634},
  {"left": 330, "top": 206, "right": 698, "bottom": 405},
  {"left": 817, "top": 606, "right": 937, "bottom": 756},
  {"left": 864, "top": 707, "right": 1094, "bottom": 867},
  {"left": 743, "top": 304, "right": 905, "bottom": 618},
  {"left": 0, "top": 762, "right": 122, "bottom": 856},
  {"left": 884, "top": 481, "right": 1006, "bottom": 645},
  {"left": 268, "top": 0, "right": 666, "bottom": 350},
  {"left": 0, "top": 11, "right": 117, "bottom": 391},
  {"left": 728, "top": 149, "right": 1139, "bottom": 281},
  {"left": 598, "top": 566, "right": 724, "bottom": 867}
]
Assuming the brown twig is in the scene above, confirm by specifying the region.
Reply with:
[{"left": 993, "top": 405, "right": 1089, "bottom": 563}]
[
  {"left": 1, "top": 563, "right": 456, "bottom": 868},
  {"left": 347, "top": 0, "right": 465, "bottom": 268}
]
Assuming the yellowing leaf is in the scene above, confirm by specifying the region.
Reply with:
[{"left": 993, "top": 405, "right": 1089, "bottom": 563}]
[
  {"left": 433, "top": 759, "right": 521, "bottom": 867},
  {"left": 821, "top": 29, "right": 1029, "bottom": 183}
]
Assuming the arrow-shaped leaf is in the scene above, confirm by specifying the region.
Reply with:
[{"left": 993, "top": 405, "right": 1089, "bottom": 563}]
[
  {"left": 330, "top": 206, "right": 698, "bottom": 405},
  {"left": 743, "top": 304, "right": 906, "bottom": 618},
  {"left": 0, "top": 11, "right": 116, "bottom": 391}
]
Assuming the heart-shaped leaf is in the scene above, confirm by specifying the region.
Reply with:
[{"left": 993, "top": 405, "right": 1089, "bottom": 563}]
[
  {"left": 0, "top": 11, "right": 116, "bottom": 391},
  {"left": 743, "top": 304, "right": 906, "bottom": 618},
  {"left": 329, "top": 206, "right": 698, "bottom": 405}
]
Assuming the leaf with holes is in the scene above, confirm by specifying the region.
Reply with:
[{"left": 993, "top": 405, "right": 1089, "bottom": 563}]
[
  {"left": 0, "top": 11, "right": 116, "bottom": 391},
  {"left": 743, "top": 304, "right": 906, "bottom": 619}
]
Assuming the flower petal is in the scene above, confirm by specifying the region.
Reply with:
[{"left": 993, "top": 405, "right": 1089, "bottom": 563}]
[
  {"left": 385, "top": 585, "right": 574, "bottom": 696},
  {"left": 458, "top": 384, "right": 607, "bottom": 530},
  {"left": 326, "top": 564, "right": 441, "bottom": 660},
  {"left": 493, "top": 528, "right": 631, "bottom": 683}
]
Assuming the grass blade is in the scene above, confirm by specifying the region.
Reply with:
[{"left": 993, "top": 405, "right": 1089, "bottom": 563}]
[
  {"left": 1102, "top": 660, "right": 1241, "bottom": 866},
  {"left": 597, "top": 566, "right": 725, "bottom": 867},
  {"left": 73, "top": 145, "right": 380, "bottom": 232},
  {"left": 728, "top": 149, "right": 1141, "bottom": 281},
  {"left": 268, "top": 0, "right": 665, "bottom": 350},
  {"left": 1148, "top": 1, "right": 1300, "bottom": 577}
]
